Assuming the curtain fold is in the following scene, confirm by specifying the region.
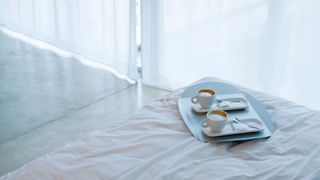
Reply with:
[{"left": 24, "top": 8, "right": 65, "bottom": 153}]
[
  {"left": 0, "top": 0, "right": 137, "bottom": 80},
  {"left": 141, "top": 0, "right": 320, "bottom": 110}
]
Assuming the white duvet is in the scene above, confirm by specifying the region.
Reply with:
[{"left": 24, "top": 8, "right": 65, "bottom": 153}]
[{"left": 2, "top": 78, "right": 320, "bottom": 180}]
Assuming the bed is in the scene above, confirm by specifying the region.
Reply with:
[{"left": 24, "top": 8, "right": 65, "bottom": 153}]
[{"left": 2, "top": 78, "right": 320, "bottom": 180}]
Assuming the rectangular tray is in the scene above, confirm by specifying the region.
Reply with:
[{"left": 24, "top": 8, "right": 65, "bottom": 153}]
[
  {"left": 202, "top": 117, "right": 264, "bottom": 137},
  {"left": 192, "top": 93, "right": 250, "bottom": 113}
]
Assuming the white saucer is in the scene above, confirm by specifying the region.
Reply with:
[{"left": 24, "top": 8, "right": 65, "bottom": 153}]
[
  {"left": 191, "top": 103, "right": 215, "bottom": 113},
  {"left": 202, "top": 118, "right": 264, "bottom": 137},
  {"left": 191, "top": 96, "right": 249, "bottom": 113}
]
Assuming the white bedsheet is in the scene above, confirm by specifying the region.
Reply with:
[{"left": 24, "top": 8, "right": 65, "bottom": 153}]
[{"left": 2, "top": 78, "right": 320, "bottom": 180}]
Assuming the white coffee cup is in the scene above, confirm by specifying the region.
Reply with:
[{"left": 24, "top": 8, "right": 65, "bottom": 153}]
[
  {"left": 204, "top": 110, "right": 228, "bottom": 132},
  {"left": 191, "top": 89, "right": 216, "bottom": 109}
]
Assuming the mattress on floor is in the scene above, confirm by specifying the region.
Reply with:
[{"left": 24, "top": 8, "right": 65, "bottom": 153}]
[{"left": 2, "top": 78, "right": 320, "bottom": 180}]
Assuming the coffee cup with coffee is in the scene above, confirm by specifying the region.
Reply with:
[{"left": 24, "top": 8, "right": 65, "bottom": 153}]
[
  {"left": 204, "top": 110, "right": 228, "bottom": 132},
  {"left": 191, "top": 89, "right": 216, "bottom": 109}
]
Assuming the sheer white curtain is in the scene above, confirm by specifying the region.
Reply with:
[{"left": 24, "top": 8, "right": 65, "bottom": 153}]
[
  {"left": 0, "top": 0, "right": 137, "bottom": 79},
  {"left": 141, "top": 0, "right": 320, "bottom": 109}
]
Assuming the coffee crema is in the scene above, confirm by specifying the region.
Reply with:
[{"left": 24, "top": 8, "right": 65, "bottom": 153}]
[
  {"left": 208, "top": 114, "right": 225, "bottom": 121},
  {"left": 198, "top": 92, "right": 212, "bottom": 97}
]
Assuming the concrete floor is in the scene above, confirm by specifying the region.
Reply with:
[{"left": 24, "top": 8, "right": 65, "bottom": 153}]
[{"left": 0, "top": 31, "right": 169, "bottom": 176}]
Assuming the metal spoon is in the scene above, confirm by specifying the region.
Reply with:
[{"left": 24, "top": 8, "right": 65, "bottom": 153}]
[
  {"left": 233, "top": 117, "right": 260, "bottom": 129},
  {"left": 217, "top": 98, "right": 241, "bottom": 103}
]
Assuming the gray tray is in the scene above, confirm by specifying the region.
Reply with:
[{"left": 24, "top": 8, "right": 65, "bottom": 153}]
[{"left": 178, "top": 81, "right": 275, "bottom": 143}]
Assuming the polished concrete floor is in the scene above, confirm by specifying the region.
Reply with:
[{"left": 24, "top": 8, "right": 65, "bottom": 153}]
[{"left": 0, "top": 31, "right": 169, "bottom": 176}]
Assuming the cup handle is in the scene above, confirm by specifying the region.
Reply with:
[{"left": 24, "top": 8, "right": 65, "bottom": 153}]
[{"left": 191, "top": 96, "right": 198, "bottom": 104}]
